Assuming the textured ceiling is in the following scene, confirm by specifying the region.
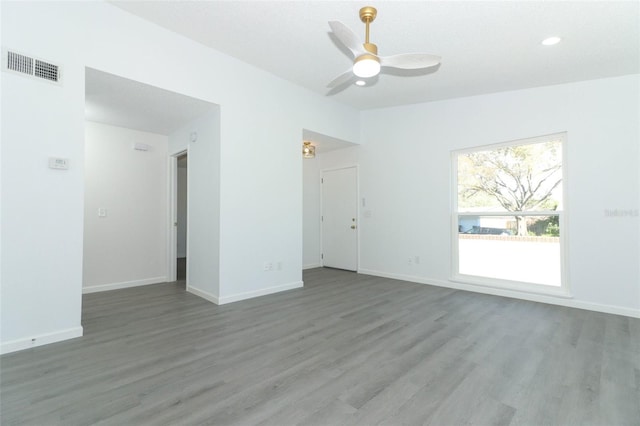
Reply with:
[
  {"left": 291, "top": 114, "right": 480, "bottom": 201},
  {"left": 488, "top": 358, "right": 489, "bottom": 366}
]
[
  {"left": 85, "top": 68, "right": 216, "bottom": 135},
  {"left": 112, "top": 0, "right": 640, "bottom": 110}
]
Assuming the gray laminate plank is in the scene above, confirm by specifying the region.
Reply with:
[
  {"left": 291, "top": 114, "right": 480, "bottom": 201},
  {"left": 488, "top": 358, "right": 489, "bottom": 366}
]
[{"left": 2, "top": 268, "right": 639, "bottom": 425}]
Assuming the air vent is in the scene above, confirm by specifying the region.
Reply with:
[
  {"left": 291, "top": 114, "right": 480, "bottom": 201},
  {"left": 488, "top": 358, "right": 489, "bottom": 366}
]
[
  {"left": 34, "top": 59, "right": 59, "bottom": 82},
  {"left": 3, "top": 48, "right": 61, "bottom": 84},
  {"left": 7, "top": 51, "right": 33, "bottom": 74}
]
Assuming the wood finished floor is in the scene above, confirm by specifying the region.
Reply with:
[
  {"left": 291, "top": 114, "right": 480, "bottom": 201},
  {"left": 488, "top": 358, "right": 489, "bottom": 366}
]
[{"left": 1, "top": 268, "right": 639, "bottom": 425}]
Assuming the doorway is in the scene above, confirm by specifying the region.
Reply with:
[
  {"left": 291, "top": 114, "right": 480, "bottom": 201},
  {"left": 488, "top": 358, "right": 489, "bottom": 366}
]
[
  {"left": 84, "top": 67, "right": 220, "bottom": 303},
  {"left": 321, "top": 166, "right": 358, "bottom": 271},
  {"left": 176, "top": 153, "right": 188, "bottom": 282}
]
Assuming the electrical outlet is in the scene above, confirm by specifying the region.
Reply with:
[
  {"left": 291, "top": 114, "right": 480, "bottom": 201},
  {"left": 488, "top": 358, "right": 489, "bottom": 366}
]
[{"left": 263, "top": 262, "right": 273, "bottom": 271}]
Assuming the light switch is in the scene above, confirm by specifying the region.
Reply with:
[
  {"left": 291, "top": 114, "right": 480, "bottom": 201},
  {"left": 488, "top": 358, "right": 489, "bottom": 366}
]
[{"left": 98, "top": 208, "right": 107, "bottom": 217}]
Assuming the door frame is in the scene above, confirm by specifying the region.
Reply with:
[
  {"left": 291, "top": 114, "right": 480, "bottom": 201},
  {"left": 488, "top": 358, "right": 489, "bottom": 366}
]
[
  {"left": 320, "top": 164, "right": 360, "bottom": 271},
  {"left": 167, "top": 149, "right": 189, "bottom": 285}
]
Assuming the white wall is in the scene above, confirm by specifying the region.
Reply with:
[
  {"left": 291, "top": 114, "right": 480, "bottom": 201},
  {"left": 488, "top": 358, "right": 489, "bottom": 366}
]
[
  {"left": 177, "top": 164, "right": 187, "bottom": 258},
  {"left": 354, "top": 75, "right": 639, "bottom": 317},
  {"left": 169, "top": 109, "right": 221, "bottom": 302},
  {"left": 302, "top": 156, "right": 320, "bottom": 269},
  {"left": 83, "top": 122, "right": 168, "bottom": 292},
  {"left": 1, "top": 34, "right": 86, "bottom": 352},
  {"left": 0, "top": 1, "right": 360, "bottom": 353}
]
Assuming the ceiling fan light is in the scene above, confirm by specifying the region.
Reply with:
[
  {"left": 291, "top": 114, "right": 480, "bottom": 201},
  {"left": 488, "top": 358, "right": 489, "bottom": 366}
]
[
  {"left": 302, "top": 141, "right": 316, "bottom": 159},
  {"left": 353, "top": 54, "right": 381, "bottom": 78}
]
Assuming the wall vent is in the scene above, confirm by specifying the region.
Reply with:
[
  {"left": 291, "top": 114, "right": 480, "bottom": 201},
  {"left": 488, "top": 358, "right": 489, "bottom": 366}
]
[{"left": 3, "top": 48, "right": 62, "bottom": 84}]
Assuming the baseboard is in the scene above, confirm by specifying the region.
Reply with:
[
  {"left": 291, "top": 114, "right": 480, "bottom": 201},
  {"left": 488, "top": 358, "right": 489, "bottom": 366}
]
[
  {"left": 1, "top": 326, "right": 83, "bottom": 355},
  {"left": 187, "top": 285, "right": 220, "bottom": 305},
  {"left": 303, "top": 263, "right": 322, "bottom": 270},
  {"left": 562, "top": 299, "right": 640, "bottom": 318},
  {"left": 82, "top": 277, "right": 167, "bottom": 294},
  {"left": 358, "top": 269, "right": 640, "bottom": 319},
  {"left": 219, "top": 281, "right": 304, "bottom": 305}
]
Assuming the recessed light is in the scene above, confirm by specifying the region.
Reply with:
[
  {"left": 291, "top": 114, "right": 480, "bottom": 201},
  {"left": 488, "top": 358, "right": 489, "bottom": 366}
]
[
  {"left": 355, "top": 80, "right": 366, "bottom": 86},
  {"left": 541, "top": 36, "right": 562, "bottom": 46}
]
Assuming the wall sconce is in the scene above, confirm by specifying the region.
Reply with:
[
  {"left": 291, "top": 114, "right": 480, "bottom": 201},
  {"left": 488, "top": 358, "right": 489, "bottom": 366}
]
[{"left": 302, "top": 141, "right": 316, "bottom": 159}]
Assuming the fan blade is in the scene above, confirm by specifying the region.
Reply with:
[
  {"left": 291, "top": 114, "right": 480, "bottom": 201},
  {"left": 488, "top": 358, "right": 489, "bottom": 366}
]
[
  {"left": 379, "top": 53, "right": 441, "bottom": 70},
  {"left": 327, "top": 69, "right": 355, "bottom": 88},
  {"left": 329, "top": 21, "right": 366, "bottom": 58}
]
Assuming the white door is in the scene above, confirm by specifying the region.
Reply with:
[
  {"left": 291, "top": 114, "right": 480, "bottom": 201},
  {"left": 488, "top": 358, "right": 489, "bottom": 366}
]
[{"left": 322, "top": 167, "right": 358, "bottom": 271}]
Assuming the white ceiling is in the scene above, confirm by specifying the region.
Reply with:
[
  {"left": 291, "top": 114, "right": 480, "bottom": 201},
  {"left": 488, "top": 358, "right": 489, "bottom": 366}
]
[
  {"left": 112, "top": 0, "right": 639, "bottom": 110},
  {"left": 85, "top": 67, "right": 216, "bottom": 135}
]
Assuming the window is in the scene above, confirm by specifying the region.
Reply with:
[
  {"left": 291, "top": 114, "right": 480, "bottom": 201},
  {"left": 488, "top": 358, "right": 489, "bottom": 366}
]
[{"left": 452, "top": 133, "right": 566, "bottom": 294}]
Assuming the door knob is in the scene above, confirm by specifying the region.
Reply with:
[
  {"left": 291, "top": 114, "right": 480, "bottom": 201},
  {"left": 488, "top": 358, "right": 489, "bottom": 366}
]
[{"left": 351, "top": 225, "right": 356, "bottom": 229}]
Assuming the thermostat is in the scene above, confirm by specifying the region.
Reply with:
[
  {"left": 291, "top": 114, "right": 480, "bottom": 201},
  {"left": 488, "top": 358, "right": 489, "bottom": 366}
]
[{"left": 48, "top": 157, "right": 69, "bottom": 170}]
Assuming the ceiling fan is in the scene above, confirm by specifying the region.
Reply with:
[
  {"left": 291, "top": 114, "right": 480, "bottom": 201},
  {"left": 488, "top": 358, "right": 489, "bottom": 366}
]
[{"left": 327, "top": 6, "right": 441, "bottom": 88}]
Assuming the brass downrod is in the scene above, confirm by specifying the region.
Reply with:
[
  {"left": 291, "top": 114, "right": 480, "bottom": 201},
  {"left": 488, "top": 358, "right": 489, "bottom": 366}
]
[
  {"left": 365, "top": 20, "right": 370, "bottom": 44},
  {"left": 359, "top": 6, "right": 378, "bottom": 54}
]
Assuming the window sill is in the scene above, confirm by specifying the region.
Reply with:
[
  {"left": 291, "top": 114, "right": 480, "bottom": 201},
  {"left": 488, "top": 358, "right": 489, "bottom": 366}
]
[{"left": 450, "top": 274, "right": 572, "bottom": 299}]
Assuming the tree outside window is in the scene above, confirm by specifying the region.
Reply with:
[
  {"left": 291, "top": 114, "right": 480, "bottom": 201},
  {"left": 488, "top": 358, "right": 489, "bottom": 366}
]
[{"left": 458, "top": 140, "right": 562, "bottom": 236}]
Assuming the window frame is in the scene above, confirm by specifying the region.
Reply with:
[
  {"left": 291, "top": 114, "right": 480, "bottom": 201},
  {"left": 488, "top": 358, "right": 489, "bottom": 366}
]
[{"left": 450, "top": 133, "right": 570, "bottom": 297}]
